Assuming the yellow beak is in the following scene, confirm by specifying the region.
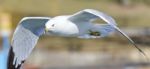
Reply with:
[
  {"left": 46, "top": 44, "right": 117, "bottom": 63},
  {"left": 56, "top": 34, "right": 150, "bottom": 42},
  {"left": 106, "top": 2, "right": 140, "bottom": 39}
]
[{"left": 45, "top": 28, "right": 49, "bottom": 32}]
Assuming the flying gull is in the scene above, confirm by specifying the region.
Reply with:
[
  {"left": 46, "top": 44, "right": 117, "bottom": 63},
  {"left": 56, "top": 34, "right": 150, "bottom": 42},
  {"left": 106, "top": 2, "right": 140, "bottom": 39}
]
[{"left": 7, "top": 9, "right": 146, "bottom": 69}]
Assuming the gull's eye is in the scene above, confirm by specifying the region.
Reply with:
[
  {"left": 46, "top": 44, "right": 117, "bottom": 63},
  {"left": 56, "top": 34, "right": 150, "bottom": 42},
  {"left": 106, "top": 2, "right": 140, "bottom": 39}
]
[{"left": 52, "top": 24, "right": 55, "bottom": 27}]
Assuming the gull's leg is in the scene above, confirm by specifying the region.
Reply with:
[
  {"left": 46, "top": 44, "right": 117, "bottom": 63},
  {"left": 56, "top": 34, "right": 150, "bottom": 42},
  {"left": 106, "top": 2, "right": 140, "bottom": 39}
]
[{"left": 78, "top": 30, "right": 102, "bottom": 39}]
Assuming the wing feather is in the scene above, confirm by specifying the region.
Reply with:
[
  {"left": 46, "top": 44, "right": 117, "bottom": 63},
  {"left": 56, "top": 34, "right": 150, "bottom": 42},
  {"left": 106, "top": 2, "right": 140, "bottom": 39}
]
[
  {"left": 12, "top": 25, "right": 39, "bottom": 67},
  {"left": 69, "top": 9, "right": 146, "bottom": 58},
  {"left": 69, "top": 9, "right": 117, "bottom": 26},
  {"left": 8, "top": 17, "right": 50, "bottom": 69}
]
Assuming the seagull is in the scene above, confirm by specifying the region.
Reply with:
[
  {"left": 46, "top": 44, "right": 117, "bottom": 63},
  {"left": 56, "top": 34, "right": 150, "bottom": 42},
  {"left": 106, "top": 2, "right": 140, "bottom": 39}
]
[{"left": 7, "top": 9, "right": 146, "bottom": 69}]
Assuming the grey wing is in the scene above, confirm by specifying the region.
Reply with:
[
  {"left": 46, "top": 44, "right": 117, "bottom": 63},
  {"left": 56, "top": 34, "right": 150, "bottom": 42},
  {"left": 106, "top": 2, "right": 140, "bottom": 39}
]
[
  {"left": 10, "top": 17, "right": 50, "bottom": 68},
  {"left": 68, "top": 9, "right": 117, "bottom": 37},
  {"left": 91, "top": 24, "right": 115, "bottom": 37},
  {"left": 69, "top": 9, "right": 117, "bottom": 26},
  {"left": 78, "top": 24, "right": 115, "bottom": 38},
  {"left": 68, "top": 9, "right": 146, "bottom": 58}
]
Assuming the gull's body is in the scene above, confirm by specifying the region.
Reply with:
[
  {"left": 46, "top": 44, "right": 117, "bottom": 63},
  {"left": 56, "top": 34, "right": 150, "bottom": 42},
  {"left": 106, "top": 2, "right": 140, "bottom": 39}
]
[
  {"left": 45, "top": 15, "right": 92, "bottom": 37},
  {"left": 45, "top": 16, "right": 80, "bottom": 36},
  {"left": 7, "top": 9, "right": 146, "bottom": 69}
]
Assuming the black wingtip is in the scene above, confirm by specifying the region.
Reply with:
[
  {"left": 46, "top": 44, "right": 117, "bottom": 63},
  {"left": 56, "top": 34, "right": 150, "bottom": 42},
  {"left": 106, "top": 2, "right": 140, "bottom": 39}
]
[
  {"left": 133, "top": 44, "right": 149, "bottom": 61},
  {"left": 7, "top": 46, "right": 24, "bottom": 69},
  {"left": 114, "top": 26, "right": 149, "bottom": 61}
]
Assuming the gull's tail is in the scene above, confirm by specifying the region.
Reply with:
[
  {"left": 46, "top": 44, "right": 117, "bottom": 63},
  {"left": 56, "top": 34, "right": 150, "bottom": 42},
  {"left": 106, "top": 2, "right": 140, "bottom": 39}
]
[{"left": 7, "top": 46, "right": 24, "bottom": 69}]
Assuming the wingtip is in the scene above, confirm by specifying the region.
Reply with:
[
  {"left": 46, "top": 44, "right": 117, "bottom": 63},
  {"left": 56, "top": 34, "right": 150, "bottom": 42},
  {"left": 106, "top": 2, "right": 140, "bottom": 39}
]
[
  {"left": 133, "top": 44, "right": 149, "bottom": 61},
  {"left": 7, "top": 46, "right": 24, "bottom": 69},
  {"left": 114, "top": 26, "right": 149, "bottom": 61}
]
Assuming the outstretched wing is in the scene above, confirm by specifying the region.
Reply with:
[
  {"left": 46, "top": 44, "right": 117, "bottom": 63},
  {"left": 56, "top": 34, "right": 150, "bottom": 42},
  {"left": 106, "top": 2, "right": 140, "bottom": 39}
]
[
  {"left": 68, "top": 9, "right": 146, "bottom": 58},
  {"left": 8, "top": 17, "right": 50, "bottom": 69},
  {"left": 69, "top": 9, "right": 117, "bottom": 26}
]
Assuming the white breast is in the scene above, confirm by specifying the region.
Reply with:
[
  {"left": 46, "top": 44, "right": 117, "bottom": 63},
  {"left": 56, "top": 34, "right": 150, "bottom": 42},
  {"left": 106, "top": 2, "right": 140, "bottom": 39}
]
[
  {"left": 47, "top": 16, "right": 80, "bottom": 37},
  {"left": 58, "top": 17, "right": 79, "bottom": 36}
]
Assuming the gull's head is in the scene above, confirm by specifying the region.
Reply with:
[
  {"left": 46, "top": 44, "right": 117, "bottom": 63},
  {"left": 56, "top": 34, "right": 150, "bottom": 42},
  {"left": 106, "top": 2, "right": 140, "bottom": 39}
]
[
  {"left": 45, "top": 16, "right": 68, "bottom": 36},
  {"left": 45, "top": 20, "right": 58, "bottom": 34}
]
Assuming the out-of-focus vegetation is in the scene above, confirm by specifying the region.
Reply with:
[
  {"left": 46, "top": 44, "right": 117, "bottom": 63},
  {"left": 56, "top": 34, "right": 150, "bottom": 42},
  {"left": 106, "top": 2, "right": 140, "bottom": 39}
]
[{"left": 0, "top": 0, "right": 150, "bottom": 28}]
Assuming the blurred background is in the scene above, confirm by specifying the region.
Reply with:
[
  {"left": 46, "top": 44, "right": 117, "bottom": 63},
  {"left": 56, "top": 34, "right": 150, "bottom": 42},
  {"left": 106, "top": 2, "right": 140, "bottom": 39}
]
[{"left": 0, "top": 0, "right": 150, "bottom": 69}]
